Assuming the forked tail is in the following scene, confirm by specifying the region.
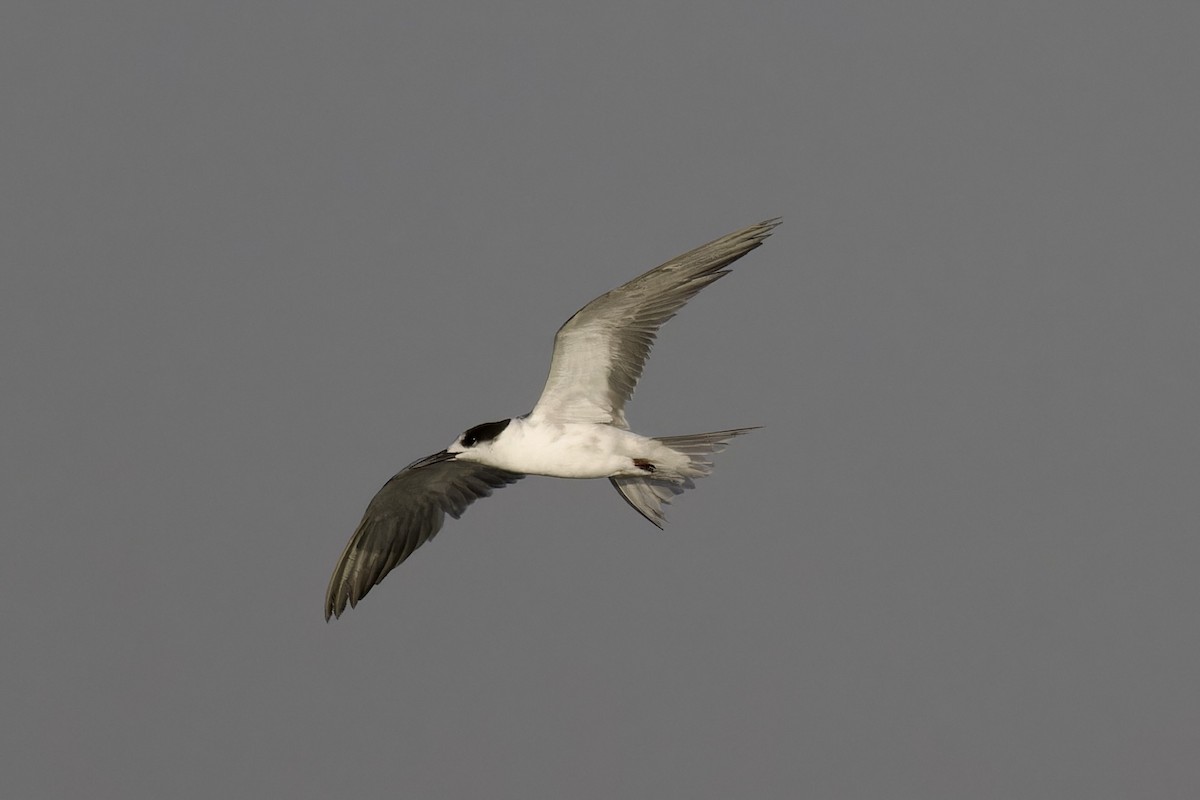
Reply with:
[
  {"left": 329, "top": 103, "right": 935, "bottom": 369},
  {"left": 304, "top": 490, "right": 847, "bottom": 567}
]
[{"left": 609, "top": 427, "right": 759, "bottom": 528}]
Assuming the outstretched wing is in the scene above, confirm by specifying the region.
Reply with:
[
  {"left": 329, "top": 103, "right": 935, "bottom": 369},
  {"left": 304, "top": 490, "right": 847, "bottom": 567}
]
[
  {"left": 325, "top": 451, "right": 523, "bottom": 620},
  {"left": 529, "top": 219, "right": 780, "bottom": 426}
]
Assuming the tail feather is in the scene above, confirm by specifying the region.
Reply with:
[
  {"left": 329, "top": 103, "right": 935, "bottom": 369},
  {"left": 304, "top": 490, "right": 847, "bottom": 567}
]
[{"left": 609, "top": 427, "right": 759, "bottom": 528}]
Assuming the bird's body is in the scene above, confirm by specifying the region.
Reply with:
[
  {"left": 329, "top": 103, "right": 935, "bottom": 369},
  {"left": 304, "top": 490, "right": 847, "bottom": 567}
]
[
  {"left": 325, "top": 218, "right": 781, "bottom": 619},
  {"left": 452, "top": 418, "right": 686, "bottom": 480}
]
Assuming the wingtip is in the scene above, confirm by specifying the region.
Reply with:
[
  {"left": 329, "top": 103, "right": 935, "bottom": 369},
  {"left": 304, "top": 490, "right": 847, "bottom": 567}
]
[
  {"left": 324, "top": 593, "right": 355, "bottom": 622},
  {"left": 754, "top": 218, "right": 782, "bottom": 239},
  {"left": 731, "top": 218, "right": 781, "bottom": 249}
]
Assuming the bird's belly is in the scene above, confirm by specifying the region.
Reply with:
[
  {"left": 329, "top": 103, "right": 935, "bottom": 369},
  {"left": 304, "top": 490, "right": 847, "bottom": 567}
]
[{"left": 495, "top": 424, "right": 642, "bottom": 479}]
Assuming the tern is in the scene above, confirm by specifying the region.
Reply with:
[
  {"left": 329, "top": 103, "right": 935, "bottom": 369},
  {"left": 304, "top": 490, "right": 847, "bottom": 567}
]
[{"left": 325, "top": 218, "right": 780, "bottom": 619}]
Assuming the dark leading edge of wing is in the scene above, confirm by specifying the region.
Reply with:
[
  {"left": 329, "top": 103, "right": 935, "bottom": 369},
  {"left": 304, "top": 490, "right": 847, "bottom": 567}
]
[{"left": 325, "top": 453, "right": 523, "bottom": 620}]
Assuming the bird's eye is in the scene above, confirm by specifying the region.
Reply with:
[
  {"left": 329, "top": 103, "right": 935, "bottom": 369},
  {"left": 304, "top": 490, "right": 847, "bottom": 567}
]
[{"left": 463, "top": 435, "right": 477, "bottom": 447}]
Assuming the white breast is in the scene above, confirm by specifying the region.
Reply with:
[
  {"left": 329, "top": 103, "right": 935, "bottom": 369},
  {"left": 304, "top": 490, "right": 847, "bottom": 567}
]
[{"left": 487, "top": 418, "right": 646, "bottom": 478}]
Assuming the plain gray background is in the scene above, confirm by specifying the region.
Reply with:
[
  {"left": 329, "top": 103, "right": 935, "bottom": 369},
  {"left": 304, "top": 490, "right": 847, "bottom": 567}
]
[{"left": 4, "top": 3, "right": 1198, "bottom": 798}]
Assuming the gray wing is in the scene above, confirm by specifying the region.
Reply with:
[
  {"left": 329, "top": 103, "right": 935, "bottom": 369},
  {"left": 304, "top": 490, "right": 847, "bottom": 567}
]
[
  {"left": 325, "top": 452, "right": 523, "bottom": 620},
  {"left": 529, "top": 218, "right": 781, "bottom": 426}
]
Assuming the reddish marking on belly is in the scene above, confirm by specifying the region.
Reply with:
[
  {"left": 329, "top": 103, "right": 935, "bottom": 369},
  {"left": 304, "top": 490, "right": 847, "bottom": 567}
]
[{"left": 633, "top": 458, "right": 656, "bottom": 473}]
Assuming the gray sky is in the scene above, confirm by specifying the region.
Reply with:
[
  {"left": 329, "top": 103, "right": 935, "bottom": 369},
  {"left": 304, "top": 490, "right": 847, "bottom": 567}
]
[{"left": 4, "top": 3, "right": 1199, "bottom": 798}]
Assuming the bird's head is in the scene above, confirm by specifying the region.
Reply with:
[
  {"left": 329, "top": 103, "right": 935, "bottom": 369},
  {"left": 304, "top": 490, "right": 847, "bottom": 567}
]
[{"left": 446, "top": 418, "right": 513, "bottom": 462}]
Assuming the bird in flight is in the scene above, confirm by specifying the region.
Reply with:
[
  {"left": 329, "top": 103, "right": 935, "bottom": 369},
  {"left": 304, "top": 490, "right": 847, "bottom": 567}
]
[{"left": 325, "top": 218, "right": 781, "bottom": 619}]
